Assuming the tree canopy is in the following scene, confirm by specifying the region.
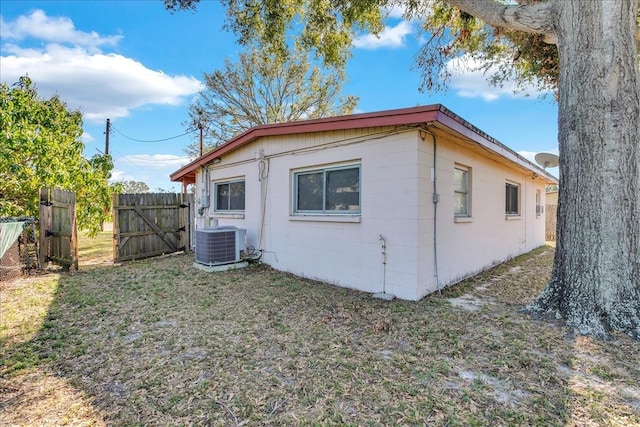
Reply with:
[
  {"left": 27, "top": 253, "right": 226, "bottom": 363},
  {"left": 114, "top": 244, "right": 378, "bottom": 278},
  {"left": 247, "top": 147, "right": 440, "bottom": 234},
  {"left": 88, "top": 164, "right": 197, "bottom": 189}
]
[
  {"left": 166, "top": 0, "right": 384, "bottom": 72},
  {"left": 164, "top": 0, "right": 584, "bottom": 96},
  {"left": 120, "top": 180, "right": 151, "bottom": 194},
  {"left": 0, "top": 76, "right": 117, "bottom": 237},
  {"left": 410, "top": 0, "right": 560, "bottom": 94},
  {"left": 184, "top": 45, "right": 358, "bottom": 157}
]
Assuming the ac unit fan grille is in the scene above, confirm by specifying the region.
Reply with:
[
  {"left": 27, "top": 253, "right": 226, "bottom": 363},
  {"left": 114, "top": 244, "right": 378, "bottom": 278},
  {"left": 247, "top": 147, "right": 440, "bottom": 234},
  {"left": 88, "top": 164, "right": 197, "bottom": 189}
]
[{"left": 195, "top": 227, "right": 245, "bottom": 266}]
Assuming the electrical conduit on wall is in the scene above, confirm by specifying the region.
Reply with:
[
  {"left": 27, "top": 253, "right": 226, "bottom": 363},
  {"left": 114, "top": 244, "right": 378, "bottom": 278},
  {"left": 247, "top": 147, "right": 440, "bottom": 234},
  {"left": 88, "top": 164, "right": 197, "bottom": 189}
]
[
  {"left": 421, "top": 124, "right": 440, "bottom": 293},
  {"left": 258, "top": 149, "right": 269, "bottom": 256}
]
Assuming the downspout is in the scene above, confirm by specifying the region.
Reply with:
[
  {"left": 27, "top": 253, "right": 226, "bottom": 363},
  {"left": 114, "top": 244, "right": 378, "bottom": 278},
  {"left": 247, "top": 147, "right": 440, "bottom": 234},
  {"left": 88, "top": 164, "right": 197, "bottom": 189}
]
[{"left": 421, "top": 124, "right": 440, "bottom": 293}]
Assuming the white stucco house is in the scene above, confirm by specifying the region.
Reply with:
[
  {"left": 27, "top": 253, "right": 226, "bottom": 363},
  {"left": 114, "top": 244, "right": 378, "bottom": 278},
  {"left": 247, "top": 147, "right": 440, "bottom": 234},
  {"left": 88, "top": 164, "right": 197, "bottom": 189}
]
[{"left": 171, "top": 105, "right": 558, "bottom": 301}]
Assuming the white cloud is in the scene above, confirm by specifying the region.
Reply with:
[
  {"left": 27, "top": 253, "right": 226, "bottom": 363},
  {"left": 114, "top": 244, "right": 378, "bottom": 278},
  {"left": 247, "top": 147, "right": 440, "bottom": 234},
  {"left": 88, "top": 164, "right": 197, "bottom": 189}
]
[
  {"left": 445, "top": 55, "right": 550, "bottom": 101},
  {"left": 81, "top": 131, "right": 95, "bottom": 144},
  {"left": 0, "top": 10, "right": 122, "bottom": 50},
  {"left": 519, "top": 150, "right": 557, "bottom": 163},
  {"left": 119, "top": 154, "right": 190, "bottom": 169},
  {"left": 0, "top": 10, "right": 203, "bottom": 123},
  {"left": 111, "top": 154, "right": 188, "bottom": 190},
  {"left": 109, "top": 169, "right": 130, "bottom": 183},
  {"left": 353, "top": 21, "right": 414, "bottom": 49}
]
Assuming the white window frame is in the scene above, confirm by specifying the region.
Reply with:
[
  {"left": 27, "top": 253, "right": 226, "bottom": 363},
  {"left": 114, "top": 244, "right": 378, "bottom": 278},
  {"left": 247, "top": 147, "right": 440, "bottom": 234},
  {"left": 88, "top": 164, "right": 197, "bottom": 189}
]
[
  {"left": 454, "top": 165, "right": 471, "bottom": 218},
  {"left": 292, "top": 163, "right": 361, "bottom": 215},
  {"left": 214, "top": 178, "right": 245, "bottom": 212},
  {"left": 505, "top": 181, "right": 520, "bottom": 216}
]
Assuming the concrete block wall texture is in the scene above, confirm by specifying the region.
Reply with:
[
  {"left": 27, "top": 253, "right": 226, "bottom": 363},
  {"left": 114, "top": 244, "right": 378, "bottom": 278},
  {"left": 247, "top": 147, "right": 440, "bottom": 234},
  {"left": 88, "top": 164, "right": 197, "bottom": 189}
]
[{"left": 184, "top": 111, "right": 554, "bottom": 301}]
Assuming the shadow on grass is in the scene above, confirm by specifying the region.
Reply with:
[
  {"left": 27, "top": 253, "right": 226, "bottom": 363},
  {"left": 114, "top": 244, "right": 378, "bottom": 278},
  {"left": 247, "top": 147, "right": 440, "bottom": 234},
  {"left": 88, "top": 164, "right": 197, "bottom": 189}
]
[{"left": 2, "top": 246, "right": 639, "bottom": 425}]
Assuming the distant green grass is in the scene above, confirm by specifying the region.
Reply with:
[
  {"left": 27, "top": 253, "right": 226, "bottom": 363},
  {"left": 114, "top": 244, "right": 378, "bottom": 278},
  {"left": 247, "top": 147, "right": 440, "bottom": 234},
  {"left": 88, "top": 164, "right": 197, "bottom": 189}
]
[{"left": 77, "top": 229, "right": 112, "bottom": 262}]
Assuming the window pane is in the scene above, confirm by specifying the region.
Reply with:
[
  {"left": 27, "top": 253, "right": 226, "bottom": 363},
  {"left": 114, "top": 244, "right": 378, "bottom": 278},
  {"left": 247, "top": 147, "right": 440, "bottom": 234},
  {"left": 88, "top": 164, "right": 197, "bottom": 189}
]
[
  {"left": 216, "top": 183, "right": 229, "bottom": 210},
  {"left": 454, "top": 168, "right": 467, "bottom": 192},
  {"left": 229, "top": 181, "right": 245, "bottom": 210},
  {"left": 506, "top": 183, "right": 519, "bottom": 214},
  {"left": 454, "top": 193, "right": 468, "bottom": 215},
  {"left": 454, "top": 167, "right": 469, "bottom": 216},
  {"left": 325, "top": 167, "right": 360, "bottom": 211},
  {"left": 297, "top": 172, "right": 323, "bottom": 211}
]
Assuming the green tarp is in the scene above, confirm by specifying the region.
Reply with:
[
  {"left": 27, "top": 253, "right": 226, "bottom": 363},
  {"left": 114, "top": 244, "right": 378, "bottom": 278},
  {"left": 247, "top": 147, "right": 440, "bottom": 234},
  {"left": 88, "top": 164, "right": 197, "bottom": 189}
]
[{"left": 0, "top": 221, "right": 26, "bottom": 259}]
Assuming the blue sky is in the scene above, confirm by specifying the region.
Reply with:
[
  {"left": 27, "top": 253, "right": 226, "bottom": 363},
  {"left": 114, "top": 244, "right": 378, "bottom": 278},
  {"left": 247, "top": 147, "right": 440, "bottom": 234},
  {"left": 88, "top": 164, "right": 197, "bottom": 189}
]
[{"left": 0, "top": 1, "right": 559, "bottom": 191}]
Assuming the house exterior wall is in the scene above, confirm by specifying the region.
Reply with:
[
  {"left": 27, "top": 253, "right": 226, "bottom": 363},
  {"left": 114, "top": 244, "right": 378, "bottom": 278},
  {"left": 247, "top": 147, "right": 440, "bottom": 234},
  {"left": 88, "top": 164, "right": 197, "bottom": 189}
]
[
  {"left": 195, "top": 125, "right": 548, "bottom": 301},
  {"left": 414, "top": 128, "right": 548, "bottom": 299}
]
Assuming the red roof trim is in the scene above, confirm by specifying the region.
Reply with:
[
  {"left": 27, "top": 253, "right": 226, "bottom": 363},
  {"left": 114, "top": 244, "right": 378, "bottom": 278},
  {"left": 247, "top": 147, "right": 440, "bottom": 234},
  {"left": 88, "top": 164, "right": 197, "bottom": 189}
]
[
  {"left": 170, "top": 105, "right": 442, "bottom": 182},
  {"left": 170, "top": 104, "right": 557, "bottom": 185}
]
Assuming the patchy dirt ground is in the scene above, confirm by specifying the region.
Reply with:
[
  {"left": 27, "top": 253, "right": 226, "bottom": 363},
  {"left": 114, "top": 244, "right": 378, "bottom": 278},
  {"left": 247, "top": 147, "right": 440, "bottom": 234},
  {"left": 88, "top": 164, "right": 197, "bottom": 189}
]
[{"left": 1, "top": 243, "right": 639, "bottom": 426}]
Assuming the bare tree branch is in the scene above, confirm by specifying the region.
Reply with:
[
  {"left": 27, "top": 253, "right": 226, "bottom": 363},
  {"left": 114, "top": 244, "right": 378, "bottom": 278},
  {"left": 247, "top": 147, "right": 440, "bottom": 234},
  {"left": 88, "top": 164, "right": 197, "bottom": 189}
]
[
  {"left": 183, "top": 46, "right": 357, "bottom": 158},
  {"left": 446, "top": 0, "right": 558, "bottom": 44}
]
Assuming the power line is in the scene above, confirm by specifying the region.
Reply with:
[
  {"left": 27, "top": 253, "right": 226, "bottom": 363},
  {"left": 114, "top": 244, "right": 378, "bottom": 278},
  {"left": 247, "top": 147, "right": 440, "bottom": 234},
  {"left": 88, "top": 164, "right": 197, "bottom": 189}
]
[
  {"left": 110, "top": 123, "right": 196, "bottom": 143},
  {"left": 113, "top": 150, "right": 139, "bottom": 167}
]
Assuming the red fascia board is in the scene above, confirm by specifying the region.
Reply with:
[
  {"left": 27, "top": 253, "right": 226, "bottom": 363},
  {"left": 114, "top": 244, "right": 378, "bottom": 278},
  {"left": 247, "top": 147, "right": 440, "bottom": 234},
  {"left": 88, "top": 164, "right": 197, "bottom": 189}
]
[
  {"left": 170, "top": 105, "right": 442, "bottom": 181},
  {"left": 170, "top": 103, "right": 557, "bottom": 185}
]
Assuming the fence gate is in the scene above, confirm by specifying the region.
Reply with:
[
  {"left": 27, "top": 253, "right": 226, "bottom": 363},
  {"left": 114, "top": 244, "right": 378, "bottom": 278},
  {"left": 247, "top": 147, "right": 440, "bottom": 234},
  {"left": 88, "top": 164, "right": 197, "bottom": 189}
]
[
  {"left": 113, "top": 193, "right": 193, "bottom": 262},
  {"left": 39, "top": 188, "right": 78, "bottom": 270}
]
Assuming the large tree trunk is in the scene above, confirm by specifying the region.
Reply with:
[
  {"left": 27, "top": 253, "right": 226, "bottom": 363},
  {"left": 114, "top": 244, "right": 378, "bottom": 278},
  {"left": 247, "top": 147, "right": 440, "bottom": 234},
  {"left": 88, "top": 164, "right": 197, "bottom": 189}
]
[{"left": 525, "top": 0, "right": 640, "bottom": 339}]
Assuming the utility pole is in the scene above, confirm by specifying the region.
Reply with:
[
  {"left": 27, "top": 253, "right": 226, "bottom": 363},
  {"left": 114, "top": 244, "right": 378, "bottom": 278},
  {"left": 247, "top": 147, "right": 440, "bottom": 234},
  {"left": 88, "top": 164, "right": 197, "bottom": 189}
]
[
  {"left": 198, "top": 122, "right": 203, "bottom": 157},
  {"left": 105, "top": 118, "right": 111, "bottom": 155},
  {"left": 102, "top": 118, "right": 111, "bottom": 233}
]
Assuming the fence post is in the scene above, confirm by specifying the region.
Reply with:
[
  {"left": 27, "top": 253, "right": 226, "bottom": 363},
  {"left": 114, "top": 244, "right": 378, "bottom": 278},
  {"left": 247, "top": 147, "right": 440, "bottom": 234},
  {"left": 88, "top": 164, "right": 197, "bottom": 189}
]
[
  {"left": 180, "top": 193, "right": 193, "bottom": 252},
  {"left": 38, "top": 189, "right": 51, "bottom": 268},
  {"left": 70, "top": 194, "right": 78, "bottom": 271},
  {"left": 112, "top": 193, "right": 119, "bottom": 262}
]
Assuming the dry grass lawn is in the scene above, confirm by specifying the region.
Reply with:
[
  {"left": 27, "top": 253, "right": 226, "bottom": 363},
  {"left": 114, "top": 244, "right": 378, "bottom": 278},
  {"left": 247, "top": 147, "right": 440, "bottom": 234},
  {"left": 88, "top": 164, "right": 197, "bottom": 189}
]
[{"left": 1, "top": 233, "right": 639, "bottom": 426}]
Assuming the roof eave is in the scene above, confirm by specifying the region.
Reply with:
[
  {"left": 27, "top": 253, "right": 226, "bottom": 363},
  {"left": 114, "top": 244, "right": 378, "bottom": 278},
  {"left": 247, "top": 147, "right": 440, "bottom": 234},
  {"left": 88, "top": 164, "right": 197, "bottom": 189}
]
[
  {"left": 170, "top": 104, "right": 559, "bottom": 186},
  {"left": 170, "top": 105, "right": 443, "bottom": 182},
  {"left": 433, "top": 109, "right": 559, "bottom": 185}
]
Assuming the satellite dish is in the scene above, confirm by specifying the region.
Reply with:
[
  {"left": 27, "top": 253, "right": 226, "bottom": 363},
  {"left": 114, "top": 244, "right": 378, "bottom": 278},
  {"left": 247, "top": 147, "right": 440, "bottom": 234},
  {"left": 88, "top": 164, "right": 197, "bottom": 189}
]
[{"left": 535, "top": 152, "right": 559, "bottom": 169}]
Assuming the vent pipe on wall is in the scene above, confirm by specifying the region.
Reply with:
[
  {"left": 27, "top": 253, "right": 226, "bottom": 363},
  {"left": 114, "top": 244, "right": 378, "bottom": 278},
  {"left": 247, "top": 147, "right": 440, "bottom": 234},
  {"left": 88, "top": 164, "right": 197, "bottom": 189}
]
[
  {"left": 379, "top": 234, "right": 387, "bottom": 293},
  {"left": 372, "top": 234, "right": 394, "bottom": 300}
]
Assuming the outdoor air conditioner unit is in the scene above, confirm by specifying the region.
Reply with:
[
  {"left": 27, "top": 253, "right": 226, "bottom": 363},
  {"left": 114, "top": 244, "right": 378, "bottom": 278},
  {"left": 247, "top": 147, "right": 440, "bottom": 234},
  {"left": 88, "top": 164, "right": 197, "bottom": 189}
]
[{"left": 195, "top": 226, "right": 246, "bottom": 266}]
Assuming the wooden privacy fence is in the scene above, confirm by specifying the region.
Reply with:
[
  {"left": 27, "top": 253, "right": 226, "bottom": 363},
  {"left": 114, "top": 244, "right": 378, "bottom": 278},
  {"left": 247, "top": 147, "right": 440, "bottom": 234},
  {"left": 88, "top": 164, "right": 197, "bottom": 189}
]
[
  {"left": 545, "top": 204, "right": 557, "bottom": 241},
  {"left": 39, "top": 188, "right": 78, "bottom": 270},
  {"left": 113, "top": 193, "right": 193, "bottom": 262}
]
